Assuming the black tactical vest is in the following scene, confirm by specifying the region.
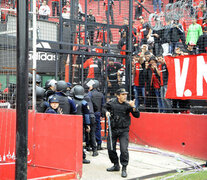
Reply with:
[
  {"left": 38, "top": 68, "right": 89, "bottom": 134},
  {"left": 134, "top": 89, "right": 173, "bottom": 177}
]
[
  {"left": 108, "top": 99, "right": 131, "bottom": 129},
  {"left": 56, "top": 95, "right": 71, "bottom": 114},
  {"left": 73, "top": 99, "right": 83, "bottom": 115},
  {"left": 91, "top": 89, "right": 103, "bottom": 113}
]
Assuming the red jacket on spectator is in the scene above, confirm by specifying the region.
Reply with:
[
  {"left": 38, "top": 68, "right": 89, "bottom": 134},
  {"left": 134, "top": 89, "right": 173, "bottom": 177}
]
[
  {"left": 83, "top": 57, "right": 101, "bottom": 79},
  {"left": 196, "top": 8, "right": 203, "bottom": 26}
]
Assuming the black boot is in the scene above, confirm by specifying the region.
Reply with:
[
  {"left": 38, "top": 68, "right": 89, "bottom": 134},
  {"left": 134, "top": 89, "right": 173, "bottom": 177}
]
[
  {"left": 83, "top": 159, "right": 90, "bottom": 164},
  {"left": 92, "top": 150, "right": 99, "bottom": 157},
  {"left": 121, "top": 166, "right": 127, "bottom": 178},
  {"left": 97, "top": 144, "right": 103, "bottom": 150},
  {"left": 106, "top": 163, "right": 120, "bottom": 172}
]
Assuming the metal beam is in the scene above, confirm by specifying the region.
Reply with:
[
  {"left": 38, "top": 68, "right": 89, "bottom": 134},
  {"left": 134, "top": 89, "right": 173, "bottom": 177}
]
[{"left": 15, "top": 0, "right": 29, "bottom": 179}]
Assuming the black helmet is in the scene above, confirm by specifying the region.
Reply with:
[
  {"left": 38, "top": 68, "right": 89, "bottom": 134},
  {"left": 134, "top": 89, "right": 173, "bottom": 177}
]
[
  {"left": 36, "top": 86, "right": 45, "bottom": 99},
  {"left": 56, "top": 80, "right": 67, "bottom": 92},
  {"left": 93, "top": 80, "right": 100, "bottom": 89},
  {"left": 73, "top": 85, "right": 84, "bottom": 100},
  {"left": 36, "top": 74, "right": 42, "bottom": 83},
  {"left": 45, "top": 79, "right": 52, "bottom": 90}
]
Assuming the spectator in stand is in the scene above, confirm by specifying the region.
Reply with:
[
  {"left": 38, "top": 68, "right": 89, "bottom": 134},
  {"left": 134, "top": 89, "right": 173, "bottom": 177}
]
[
  {"left": 62, "top": 0, "right": 70, "bottom": 17},
  {"left": 196, "top": 1, "right": 205, "bottom": 26},
  {"left": 153, "top": 0, "right": 162, "bottom": 13},
  {"left": 183, "top": 42, "right": 197, "bottom": 55},
  {"left": 161, "top": 20, "right": 171, "bottom": 56},
  {"left": 39, "top": 0, "right": 51, "bottom": 20},
  {"left": 73, "top": 38, "right": 89, "bottom": 84},
  {"left": 107, "top": 58, "right": 122, "bottom": 98},
  {"left": 132, "top": 21, "right": 139, "bottom": 53},
  {"left": 202, "top": 18, "right": 207, "bottom": 30},
  {"left": 134, "top": 0, "right": 144, "bottom": 20},
  {"left": 169, "top": 17, "right": 185, "bottom": 55},
  {"left": 139, "top": 44, "right": 148, "bottom": 57},
  {"left": 103, "top": 0, "right": 115, "bottom": 24},
  {"left": 197, "top": 26, "right": 207, "bottom": 54},
  {"left": 144, "top": 56, "right": 163, "bottom": 113},
  {"left": 62, "top": 7, "right": 70, "bottom": 19},
  {"left": 151, "top": 18, "right": 163, "bottom": 56},
  {"left": 52, "top": 0, "right": 60, "bottom": 16},
  {"left": 97, "top": 19, "right": 113, "bottom": 46},
  {"left": 119, "top": 18, "right": 129, "bottom": 39},
  {"left": 87, "top": 9, "right": 96, "bottom": 46},
  {"left": 119, "top": 19, "right": 138, "bottom": 53},
  {"left": 83, "top": 55, "right": 102, "bottom": 82},
  {"left": 157, "top": 55, "right": 172, "bottom": 113},
  {"left": 186, "top": 17, "right": 203, "bottom": 45},
  {"left": 143, "top": 50, "right": 152, "bottom": 61},
  {"left": 77, "top": 25, "right": 90, "bottom": 45},
  {"left": 118, "top": 31, "right": 127, "bottom": 65},
  {"left": 95, "top": 39, "right": 104, "bottom": 59},
  {"left": 137, "top": 16, "right": 152, "bottom": 45},
  {"left": 133, "top": 55, "right": 146, "bottom": 109}
]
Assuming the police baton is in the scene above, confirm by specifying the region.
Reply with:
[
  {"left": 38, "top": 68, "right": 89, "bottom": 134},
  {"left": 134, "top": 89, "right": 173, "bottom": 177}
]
[{"left": 107, "top": 114, "right": 113, "bottom": 151}]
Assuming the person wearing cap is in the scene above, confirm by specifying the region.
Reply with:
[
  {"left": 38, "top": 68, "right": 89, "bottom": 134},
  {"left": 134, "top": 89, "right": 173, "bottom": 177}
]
[
  {"left": 186, "top": 17, "right": 203, "bottom": 46},
  {"left": 197, "top": 26, "right": 207, "bottom": 54},
  {"left": 45, "top": 96, "right": 62, "bottom": 114},
  {"left": 183, "top": 41, "right": 197, "bottom": 55},
  {"left": 105, "top": 88, "right": 140, "bottom": 178}
]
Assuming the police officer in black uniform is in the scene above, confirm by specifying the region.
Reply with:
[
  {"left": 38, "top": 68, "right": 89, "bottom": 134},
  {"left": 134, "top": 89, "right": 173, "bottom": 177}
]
[
  {"left": 105, "top": 88, "right": 140, "bottom": 178},
  {"left": 48, "top": 80, "right": 77, "bottom": 114},
  {"left": 88, "top": 80, "right": 105, "bottom": 150},
  {"left": 72, "top": 85, "right": 91, "bottom": 164},
  {"left": 84, "top": 85, "right": 98, "bottom": 156}
]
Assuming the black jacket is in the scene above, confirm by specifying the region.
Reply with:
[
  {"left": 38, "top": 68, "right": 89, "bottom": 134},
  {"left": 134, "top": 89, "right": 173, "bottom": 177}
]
[{"left": 105, "top": 98, "right": 140, "bottom": 129}]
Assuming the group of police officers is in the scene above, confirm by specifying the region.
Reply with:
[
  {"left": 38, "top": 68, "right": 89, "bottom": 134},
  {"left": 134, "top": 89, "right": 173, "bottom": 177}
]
[{"left": 33, "top": 74, "right": 140, "bottom": 178}]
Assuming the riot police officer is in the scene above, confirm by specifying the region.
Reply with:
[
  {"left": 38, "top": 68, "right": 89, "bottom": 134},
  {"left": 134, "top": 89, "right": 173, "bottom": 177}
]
[
  {"left": 72, "top": 85, "right": 91, "bottom": 164},
  {"left": 36, "top": 86, "right": 48, "bottom": 113},
  {"left": 48, "top": 80, "right": 77, "bottom": 114},
  {"left": 105, "top": 88, "right": 140, "bottom": 178},
  {"left": 84, "top": 85, "right": 99, "bottom": 156},
  {"left": 88, "top": 80, "right": 105, "bottom": 150}
]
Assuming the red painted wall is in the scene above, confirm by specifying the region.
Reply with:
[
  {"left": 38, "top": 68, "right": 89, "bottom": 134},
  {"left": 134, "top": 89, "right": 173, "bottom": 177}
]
[
  {"left": 129, "top": 112, "right": 207, "bottom": 160},
  {"left": 0, "top": 109, "right": 83, "bottom": 179}
]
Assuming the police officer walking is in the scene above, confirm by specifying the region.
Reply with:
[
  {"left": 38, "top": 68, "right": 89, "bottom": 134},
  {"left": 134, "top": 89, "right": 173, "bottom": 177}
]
[
  {"left": 105, "top": 88, "right": 140, "bottom": 178},
  {"left": 88, "top": 80, "right": 105, "bottom": 150},
  {"left": 72, "top": 85, "right": 91, "bottom": 164}
]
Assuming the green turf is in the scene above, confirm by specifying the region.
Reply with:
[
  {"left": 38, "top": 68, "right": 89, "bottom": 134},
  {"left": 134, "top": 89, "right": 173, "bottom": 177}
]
[{"left": 153, "top": 169, "right": 207, "bottom": 180}]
